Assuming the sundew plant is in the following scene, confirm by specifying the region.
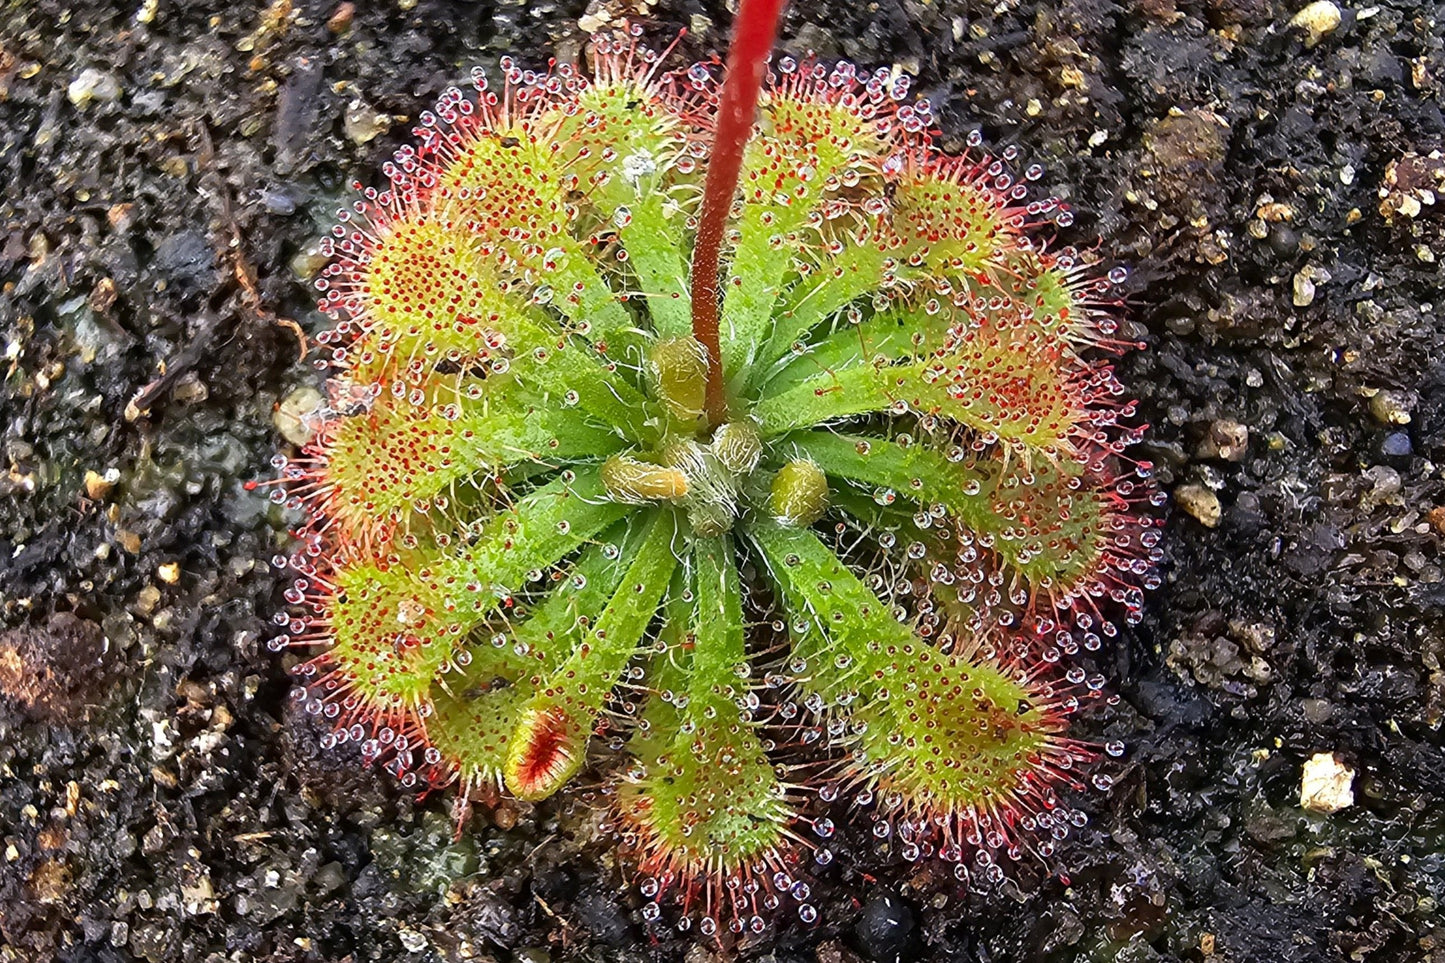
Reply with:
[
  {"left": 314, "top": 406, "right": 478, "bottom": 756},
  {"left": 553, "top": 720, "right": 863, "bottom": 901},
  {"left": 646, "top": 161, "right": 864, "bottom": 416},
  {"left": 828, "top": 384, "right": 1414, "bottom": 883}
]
[{"left": 260, "top": 0, "right": 1162, "bottom": 939}]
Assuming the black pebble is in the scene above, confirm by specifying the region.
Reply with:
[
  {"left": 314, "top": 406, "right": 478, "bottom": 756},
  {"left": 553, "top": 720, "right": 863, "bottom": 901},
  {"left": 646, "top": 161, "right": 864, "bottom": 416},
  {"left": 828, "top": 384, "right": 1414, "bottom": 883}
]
[
  {"left": 574, "top": 890, "right": 631, "bottom": 947},
  {"left": 152, "top": 230, "right": 217, "bottom": 291},
  {"left": 853, "top": 890, "right": 917, "bottom": 961},
  {"left": 1380, "top": 431, "right": 1413, "bottom": 461}
]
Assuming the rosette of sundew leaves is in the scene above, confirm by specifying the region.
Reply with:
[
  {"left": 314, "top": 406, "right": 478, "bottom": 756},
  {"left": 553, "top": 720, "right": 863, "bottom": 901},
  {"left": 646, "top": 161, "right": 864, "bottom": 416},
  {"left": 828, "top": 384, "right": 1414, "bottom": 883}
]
[{"left": 261, "top": 0, "right": 1162, "bottom": 939}]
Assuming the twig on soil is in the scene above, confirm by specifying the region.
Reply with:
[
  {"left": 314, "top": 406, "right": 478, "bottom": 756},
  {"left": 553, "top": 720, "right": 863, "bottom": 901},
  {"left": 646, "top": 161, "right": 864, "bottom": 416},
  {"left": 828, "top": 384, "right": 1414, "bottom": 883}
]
[
  {"left": 125, "top": 310, "right": 226, "bottom": 421},
  {"left": 126, "top": 121, "right": 306, "bottom": 421},
  {"left": 198, "top": 121, "right": 308, "bottom": 364},
  {"left": 531, "top": 892, "right": 574, "bottom": 941}
]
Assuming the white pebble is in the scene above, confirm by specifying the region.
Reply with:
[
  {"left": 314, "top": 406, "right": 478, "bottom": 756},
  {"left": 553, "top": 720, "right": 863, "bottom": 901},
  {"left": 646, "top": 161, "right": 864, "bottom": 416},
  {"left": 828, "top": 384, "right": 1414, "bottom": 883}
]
[
  {"left": 1300, "top": 751, "right": 1355, "bottom": 813},
  {"left": 1174, "top": 483, "right": 1221, "bottom": 528},
  {"left": 1290, "top": 1, "right": 1343, "bottom": 47},
  {"left": 68, "top": 68, "right": 122, "bottom": 108}
]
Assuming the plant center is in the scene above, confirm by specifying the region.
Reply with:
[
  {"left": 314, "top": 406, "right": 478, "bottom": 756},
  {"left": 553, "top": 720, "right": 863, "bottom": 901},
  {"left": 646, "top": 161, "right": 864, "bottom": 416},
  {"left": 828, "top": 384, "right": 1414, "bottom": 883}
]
[{"left": 597, "top": 335, "right": 826, "bottom": 536}]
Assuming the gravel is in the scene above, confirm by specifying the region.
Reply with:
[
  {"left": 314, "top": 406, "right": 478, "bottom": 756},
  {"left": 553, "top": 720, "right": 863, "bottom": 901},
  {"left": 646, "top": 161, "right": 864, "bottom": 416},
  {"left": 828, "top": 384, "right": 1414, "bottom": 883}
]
[{"left": 2, "top": 0, "right": 1443, "bottom": 960}]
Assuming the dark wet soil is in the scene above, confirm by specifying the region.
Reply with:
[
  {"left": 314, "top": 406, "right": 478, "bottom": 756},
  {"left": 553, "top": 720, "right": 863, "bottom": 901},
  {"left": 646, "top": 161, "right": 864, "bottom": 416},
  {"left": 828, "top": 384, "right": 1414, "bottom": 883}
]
[{"left": 2, "top": 1, "right": 1443, "bottom": 961}]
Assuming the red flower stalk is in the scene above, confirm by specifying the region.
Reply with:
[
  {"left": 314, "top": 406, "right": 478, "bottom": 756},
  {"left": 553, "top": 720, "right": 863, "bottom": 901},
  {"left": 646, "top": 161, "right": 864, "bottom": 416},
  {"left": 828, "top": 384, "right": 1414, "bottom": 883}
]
[{"left": 689, "top": 0, "right": 789, "bottom": 427}]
